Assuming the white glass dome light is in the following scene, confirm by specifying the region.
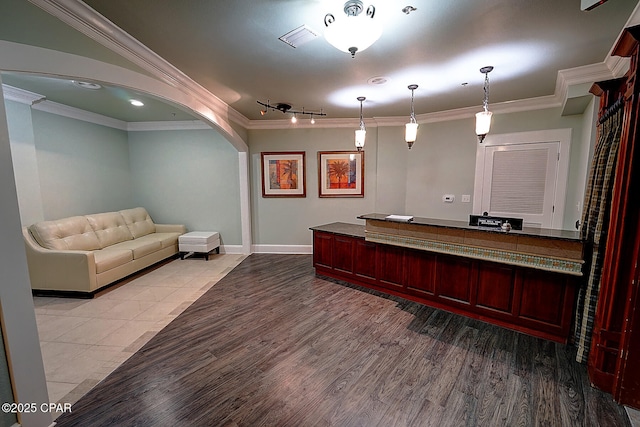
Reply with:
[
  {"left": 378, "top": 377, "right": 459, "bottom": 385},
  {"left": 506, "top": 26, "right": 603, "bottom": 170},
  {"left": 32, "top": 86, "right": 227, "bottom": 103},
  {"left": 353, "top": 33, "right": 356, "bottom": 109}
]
[{"left": 324, "top": 1, "right": 382, "bottom": 58}]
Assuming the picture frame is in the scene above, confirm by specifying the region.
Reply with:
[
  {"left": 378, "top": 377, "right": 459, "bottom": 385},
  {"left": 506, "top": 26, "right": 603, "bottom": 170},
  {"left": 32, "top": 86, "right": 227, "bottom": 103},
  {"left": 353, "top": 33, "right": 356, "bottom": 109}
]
[
  {"left": 318, "top": 151, "right": 364, "bottom": 198},
  {"left": 261, "top": 151, "right": 306, "bottom": 198}
]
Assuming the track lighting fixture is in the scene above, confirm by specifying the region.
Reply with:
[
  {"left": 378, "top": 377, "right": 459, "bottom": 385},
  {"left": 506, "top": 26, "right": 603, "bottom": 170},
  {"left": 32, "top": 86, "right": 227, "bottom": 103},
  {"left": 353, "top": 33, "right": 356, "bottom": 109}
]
[
  {"left": 405, "top": 84, "right": 418, "bottom": 149},
  {"left": 256, "top": 100, "right": 326, "bottom": 122},
  {"left": 355, "top": 96, "right": 366, "bottom": 151},
  {"left": 475, "top": 66, "right": 494, "bottom": 143}
]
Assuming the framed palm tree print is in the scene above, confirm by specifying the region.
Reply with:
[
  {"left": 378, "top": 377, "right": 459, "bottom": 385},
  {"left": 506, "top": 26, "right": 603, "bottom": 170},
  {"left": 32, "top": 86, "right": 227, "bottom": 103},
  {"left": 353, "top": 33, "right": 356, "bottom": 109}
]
[
  {"left": 318, "top": 151, "right": 364, "bottom": 198},
  {"left": 261, "top": 151, "right": 306, "bottom": 197}
]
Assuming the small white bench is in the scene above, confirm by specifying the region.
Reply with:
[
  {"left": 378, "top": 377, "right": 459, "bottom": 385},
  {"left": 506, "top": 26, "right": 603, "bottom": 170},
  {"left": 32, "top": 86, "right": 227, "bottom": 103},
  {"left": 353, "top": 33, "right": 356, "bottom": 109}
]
[{"left": 178, "top": 231, "right": 220, "bottom": 260}]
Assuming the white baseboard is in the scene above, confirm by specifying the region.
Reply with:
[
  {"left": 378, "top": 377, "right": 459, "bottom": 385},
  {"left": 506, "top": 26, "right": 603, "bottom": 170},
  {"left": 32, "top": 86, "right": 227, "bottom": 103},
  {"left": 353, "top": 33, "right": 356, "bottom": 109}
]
[
  {"left": 251, "top": 244, "right": 313, "bottom": 254},
  {"left": 218, "top": 244, "right": 245, "bottom": 254},
  {"left": 219, "top": 245, "right": 313, "bottom": 254}
]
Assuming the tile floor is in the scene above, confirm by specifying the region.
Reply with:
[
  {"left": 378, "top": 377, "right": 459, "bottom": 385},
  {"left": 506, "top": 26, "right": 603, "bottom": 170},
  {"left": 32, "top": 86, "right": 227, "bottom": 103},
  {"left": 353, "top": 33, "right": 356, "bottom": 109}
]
[
  {"left": 33, "top": 253, "right": 640, "bottom": 425},
  {"left": 33, "top": 253, "right": 246, "bottom": 414}
]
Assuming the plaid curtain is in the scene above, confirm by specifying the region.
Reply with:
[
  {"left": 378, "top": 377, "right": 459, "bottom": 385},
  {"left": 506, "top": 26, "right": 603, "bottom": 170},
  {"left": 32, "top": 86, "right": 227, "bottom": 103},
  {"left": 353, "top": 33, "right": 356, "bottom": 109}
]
[{"left": 573, "top": 106, "right": 623, "bottom": 363}]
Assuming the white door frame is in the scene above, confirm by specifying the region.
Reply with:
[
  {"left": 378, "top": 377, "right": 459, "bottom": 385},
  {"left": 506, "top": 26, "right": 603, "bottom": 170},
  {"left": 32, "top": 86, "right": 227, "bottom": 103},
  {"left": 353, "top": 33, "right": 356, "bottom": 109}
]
[{"left": 473, "top": 129, "right": 572, "bottom": 229}]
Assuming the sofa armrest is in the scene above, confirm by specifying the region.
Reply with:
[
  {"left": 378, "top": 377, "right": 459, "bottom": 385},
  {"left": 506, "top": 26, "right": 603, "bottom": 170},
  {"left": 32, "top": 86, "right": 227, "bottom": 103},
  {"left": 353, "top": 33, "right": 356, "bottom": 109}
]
[
  {"left": 155, "top": 224, "right": 187, "bottom": 234},
  {"left": 22, "top": 227, "right": 97, "bottom": 292}
]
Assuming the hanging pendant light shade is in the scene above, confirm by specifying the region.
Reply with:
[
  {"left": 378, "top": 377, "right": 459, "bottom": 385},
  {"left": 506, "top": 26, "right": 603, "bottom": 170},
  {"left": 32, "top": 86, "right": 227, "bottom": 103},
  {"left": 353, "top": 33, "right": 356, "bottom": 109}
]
[
  {"left": 324, "top": 0, "right": 382, "bottom": 58},
  {"left": 475, "top": 66, "right": 494, "bottom": 143},
  {"left": 355, "top": 96, "right": 366, "bottom": 151},
  {"left": 405, "top": 84, "right": 419, "bottom": 149}
]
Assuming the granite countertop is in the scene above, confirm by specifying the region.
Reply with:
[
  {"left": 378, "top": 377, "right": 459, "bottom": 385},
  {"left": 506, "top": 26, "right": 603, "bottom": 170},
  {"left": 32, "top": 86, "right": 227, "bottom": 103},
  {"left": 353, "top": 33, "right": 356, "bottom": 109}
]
[
  {"left": 309, "top": 222, "right": 365, "bottom": 238},
  {"left": 357, "top": 213, "right": 582, "bottom": 242}
]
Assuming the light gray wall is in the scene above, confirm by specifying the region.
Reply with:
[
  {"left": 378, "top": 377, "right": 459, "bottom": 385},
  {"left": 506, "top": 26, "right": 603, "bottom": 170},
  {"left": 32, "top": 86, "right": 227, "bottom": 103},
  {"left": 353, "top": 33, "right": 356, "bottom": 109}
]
[
  {"left": 249, "top": 106, "right": 593, "bottom": 245},
  {"left": 0, "top": 79, "right": 51, "bottom": 427},
  {"left": 375, "top": 126, "right": 408, "bottom": 214},
  {"left": 405, "top": 117, "right": 478, "bottom": 220},
  {"left": 403, "top": 108, "right": 587, "bottom": 229},
  {"left": 5, "top": 99, "right": 44, "bottom": 226},
  {"left": 31, "top": 110, "right": 133, "bottom": 219},
  {"left": 8, "top": 99, "right": 594, "bottom": 250},
  {"left": 8, "top": 105, "right": 243, "bottom": 244},
  {"left": 248, "top": 127, "right": 377, "bottom": 246},
  {"left": 128, "top": 129, "right": 242, "bottom": 245}
]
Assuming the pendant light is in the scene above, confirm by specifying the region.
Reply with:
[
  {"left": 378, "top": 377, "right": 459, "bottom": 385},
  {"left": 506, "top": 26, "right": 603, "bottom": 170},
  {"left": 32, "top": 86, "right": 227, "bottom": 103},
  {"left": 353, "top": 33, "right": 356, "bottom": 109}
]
[
  {"left": 355, "top": 96, "right": 366, "bottom": 151},
  {"left": 475, "top": 66, "right": 494, "bottom": 143},
  {"left": 405, "top": 84, "right": 418, "bottom": 149}
]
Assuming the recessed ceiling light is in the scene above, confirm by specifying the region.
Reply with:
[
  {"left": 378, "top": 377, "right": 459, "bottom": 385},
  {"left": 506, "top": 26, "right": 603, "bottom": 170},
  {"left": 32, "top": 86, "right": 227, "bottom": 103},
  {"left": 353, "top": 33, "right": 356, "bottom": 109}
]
[
  {"left": 130, "top": 99, "right": 144, "bottom": 107},
  {"left": 368, "top": 76, "right": 388, "bottom": 85},
  {"left": 72, "top": 80, "right": 102, "bottom": 90}
]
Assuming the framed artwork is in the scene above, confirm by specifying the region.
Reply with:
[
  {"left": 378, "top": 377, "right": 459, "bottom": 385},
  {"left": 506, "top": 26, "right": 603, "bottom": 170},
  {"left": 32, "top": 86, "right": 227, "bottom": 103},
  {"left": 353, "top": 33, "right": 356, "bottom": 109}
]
[
  {"left": 261, "top": 151, "right": 306, "bottom": 197},
  {"left": 318, "top": 151, "right": 364, "bottom": 198}
]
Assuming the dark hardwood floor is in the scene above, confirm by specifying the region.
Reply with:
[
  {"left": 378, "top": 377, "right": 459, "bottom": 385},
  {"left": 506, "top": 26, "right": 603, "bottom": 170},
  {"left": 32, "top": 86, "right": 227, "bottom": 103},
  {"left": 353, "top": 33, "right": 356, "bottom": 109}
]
[{"left": 55, "top": 254, "right": 630, "bottom": 427}]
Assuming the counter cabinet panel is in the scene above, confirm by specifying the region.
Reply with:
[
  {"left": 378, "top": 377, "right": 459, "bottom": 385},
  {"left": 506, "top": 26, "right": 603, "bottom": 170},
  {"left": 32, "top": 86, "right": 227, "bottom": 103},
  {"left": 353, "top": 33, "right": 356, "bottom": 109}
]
[
  {"left": 354, "top": 240, "right": 377, "bottom": 282},
  {"left": 312, "top": 229, "right": 578, "bottom": 343}
]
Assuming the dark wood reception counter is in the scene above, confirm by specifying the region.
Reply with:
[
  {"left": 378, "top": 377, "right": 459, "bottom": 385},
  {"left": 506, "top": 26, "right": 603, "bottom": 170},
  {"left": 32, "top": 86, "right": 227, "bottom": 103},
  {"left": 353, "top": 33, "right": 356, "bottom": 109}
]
[{"left": 311, "top": 214, "right": 585, "bottom": 343}]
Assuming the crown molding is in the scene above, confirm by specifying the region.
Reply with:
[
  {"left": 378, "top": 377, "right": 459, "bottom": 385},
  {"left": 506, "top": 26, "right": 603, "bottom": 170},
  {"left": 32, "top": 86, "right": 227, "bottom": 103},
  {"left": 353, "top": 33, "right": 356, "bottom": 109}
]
[
  {"left": 32, "top": 99, "right": 128, "bottom": 130},
  {"left": 17, "top": 0, "right": 640, "bottom": 133},
  {"left": 556, "top": 62, "right": 617, "bottom": 100},
  {"left": 127, "top": 120, "right": 211, "bottom": 132},
  {"left": 32, "top": 101, "right": 127, "bottom": 130},
  {"left": 1, "top": 85, "right": 233, "bottom": 132},
  {"left": 248, "top": 94, "right": 563, "bottom": 130},
  {"left": 1, "top": 84, "right": 46, "bottom": 105},
  {"left": 608, "top": 56, "right": 631, "bottom": 78},
  {"left": 597, "top": 1, "right": 640, "bottom": 79},
  {"left": 27, "top": 0, "right": 247, "bottom": 128}
]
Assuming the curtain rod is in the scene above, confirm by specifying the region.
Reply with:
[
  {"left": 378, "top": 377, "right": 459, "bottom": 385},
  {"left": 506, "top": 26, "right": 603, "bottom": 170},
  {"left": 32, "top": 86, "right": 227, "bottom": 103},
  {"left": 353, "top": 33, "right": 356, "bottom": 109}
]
[{"left": 599, "top": 96, "right": 625, "bottom": 124}]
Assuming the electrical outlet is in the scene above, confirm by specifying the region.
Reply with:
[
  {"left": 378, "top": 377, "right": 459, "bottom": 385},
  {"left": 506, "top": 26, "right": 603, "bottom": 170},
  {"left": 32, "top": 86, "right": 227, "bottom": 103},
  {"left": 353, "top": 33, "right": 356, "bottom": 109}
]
[
  {"left": 461, "top": 194, "right": 471, "bottom": 203},
  {"left": 443, "top": 194, "right": 455, "bottom": 203}
]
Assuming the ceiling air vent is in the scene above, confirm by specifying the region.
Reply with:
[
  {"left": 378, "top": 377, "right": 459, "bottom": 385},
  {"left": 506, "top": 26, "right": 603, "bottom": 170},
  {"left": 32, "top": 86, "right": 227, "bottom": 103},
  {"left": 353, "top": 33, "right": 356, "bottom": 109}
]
[{"left": 279, "top": 25, "right": 319, "bottom": 48}]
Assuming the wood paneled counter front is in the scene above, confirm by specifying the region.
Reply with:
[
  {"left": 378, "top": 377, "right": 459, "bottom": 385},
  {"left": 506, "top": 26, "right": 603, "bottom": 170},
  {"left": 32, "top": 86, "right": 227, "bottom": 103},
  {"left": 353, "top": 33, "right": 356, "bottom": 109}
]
[{"left": 311, "top": 215, "right": 584, "bottom": 343}]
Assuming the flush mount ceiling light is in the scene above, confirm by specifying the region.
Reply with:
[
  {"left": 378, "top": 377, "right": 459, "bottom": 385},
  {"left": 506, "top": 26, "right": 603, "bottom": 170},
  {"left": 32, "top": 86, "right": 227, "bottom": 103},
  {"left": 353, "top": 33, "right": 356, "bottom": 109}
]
[
  {"left": 257, "top": 100, "right": 326, "bottom": 124},
  {"left": 355, "top": 96, "right": 366, "bottom": 151},
  {"left": 405, "top": 84, "right": 418, "bottom": 149},
  {"left": 324, "top": 0, "right": 382, "bottom": 58},
  {"left": 475, "top": 66, "right": 494, "bottom": 143},
  {"left": 130, "top": 99, "right": 144, "bottom": 107}
]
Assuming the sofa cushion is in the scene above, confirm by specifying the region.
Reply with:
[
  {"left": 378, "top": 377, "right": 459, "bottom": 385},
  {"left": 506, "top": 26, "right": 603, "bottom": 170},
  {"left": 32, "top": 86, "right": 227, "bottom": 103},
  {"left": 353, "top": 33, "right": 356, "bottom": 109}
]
[
  {"left": 135, "top": 232, "right": 182, "bottom": 249},
  {"left": 120, "top": 207, "right": 156, "bottom": 238},
  {"left": 108, "top": 239, "right": 162, "bottom": 259},
  {"left": 93, "top": 248, "right": 134, "bottom": 274},
  {"left": 29, "top": 216, "right": 100, "bottom": 251},
  {"left": 86, "top": 212, "right": 134, "bottom": 248}
]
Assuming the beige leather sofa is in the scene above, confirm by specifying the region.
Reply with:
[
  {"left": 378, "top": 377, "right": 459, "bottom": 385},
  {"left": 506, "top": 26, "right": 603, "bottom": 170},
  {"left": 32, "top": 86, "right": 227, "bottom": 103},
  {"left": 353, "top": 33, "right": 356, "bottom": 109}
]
[{"left": 23, "top": 207, "right": 186, "bottom": 296}]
